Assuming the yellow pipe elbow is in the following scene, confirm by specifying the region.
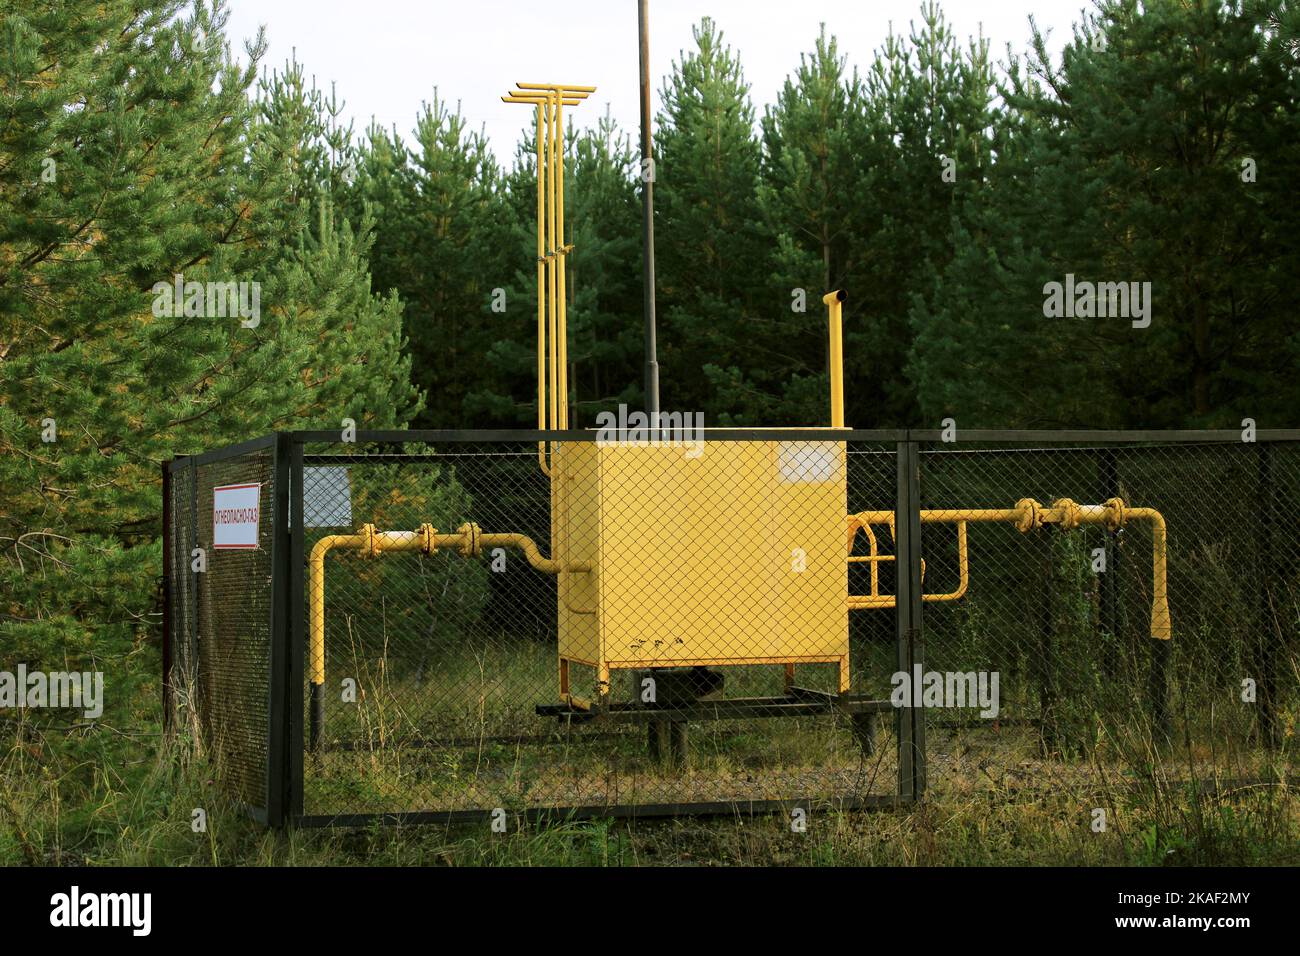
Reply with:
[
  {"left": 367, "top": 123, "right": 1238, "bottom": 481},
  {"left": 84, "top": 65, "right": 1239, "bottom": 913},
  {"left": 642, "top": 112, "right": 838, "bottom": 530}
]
[
  {"left": 1128, "top": 508, "right": 1172, "bottom": 640},
  {"left": 309, "top": 533, "right": 362, "bottom": 687},
  {"left": 947, "top": 521, "right": 970, "bottom": 600}
]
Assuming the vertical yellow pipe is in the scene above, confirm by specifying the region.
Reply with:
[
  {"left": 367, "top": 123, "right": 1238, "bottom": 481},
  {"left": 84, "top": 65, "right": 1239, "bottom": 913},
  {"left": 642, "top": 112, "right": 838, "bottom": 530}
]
[
  {"left": 535, "top": 102, "right": 549, "bottom": 474},
  {"left": 546, "top": 92, "right": 558, "bottom": 438},
  {"left": 556, "top": 95, "right": 566, "bottom": 429},
  {"left": 823, "top": 290, "right": 846, "bottom": 428},
  {"left": 1130, "top": 509, "right": 1172, "bottom": 640},
  {"left": 545, "top": 93, "right": 564, "bottom": 644}
]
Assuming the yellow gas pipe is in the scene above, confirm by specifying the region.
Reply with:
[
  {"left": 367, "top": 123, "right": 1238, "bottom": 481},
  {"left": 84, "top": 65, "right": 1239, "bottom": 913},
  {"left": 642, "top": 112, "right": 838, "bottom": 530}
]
[
  {"left": 309, "top": 522, "right": 590, "bottom": 685},
  {"left": 823, "top": 290, "right": 846, "bottom": 428},
  {"left": 502, "top": 84, "right": 594, "bottom": 467},
  {"left": 307, "top": 522, "right": 591, "bottom": 749},
  {"left": 846, "top": 497, "right": 1171, "bottom": 641},
  {"left": 503, "top": 84, "right": 594, "bottom": 444}
]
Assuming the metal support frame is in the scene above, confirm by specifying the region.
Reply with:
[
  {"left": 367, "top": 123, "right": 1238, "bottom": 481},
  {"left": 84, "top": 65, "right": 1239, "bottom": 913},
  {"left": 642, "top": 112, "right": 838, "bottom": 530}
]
[{"left": 537, "top": 693, "right": 892, "bottom": 724}]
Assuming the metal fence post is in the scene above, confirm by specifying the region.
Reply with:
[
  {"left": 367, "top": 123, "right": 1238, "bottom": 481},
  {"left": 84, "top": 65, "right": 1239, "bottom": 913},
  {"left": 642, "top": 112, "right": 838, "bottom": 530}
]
[
  {"left": 187, "top": 456, "right": 199, "bottom": 686},
  {"left": 287, "top": 434, "right": 306, "bottom": 821},
  {"left": 265, "top": 433, "right": 292, "bottom": 827},
  {"left": 161, "top": 460, "right": 174, "bottom": 735},
  {"left": 895, "top": 439, "right": 925, "bottom": 800},
  {"left": 1256, "top": 441, "right": 1281, "bottom": 748}
]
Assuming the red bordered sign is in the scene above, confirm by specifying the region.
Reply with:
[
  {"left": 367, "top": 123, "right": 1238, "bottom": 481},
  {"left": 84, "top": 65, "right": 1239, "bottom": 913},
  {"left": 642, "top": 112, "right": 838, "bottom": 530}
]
[{"left": 213, "top": 483, "right": 261, "bottom": 549}]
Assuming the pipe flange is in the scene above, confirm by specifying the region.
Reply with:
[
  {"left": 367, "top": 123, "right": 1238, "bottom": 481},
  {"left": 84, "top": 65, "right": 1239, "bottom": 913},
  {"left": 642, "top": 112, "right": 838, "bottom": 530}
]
[
  {"left": 418, "top": 523, "right": 437, "bottom": 556},
  {"left": 1014, "top": 498, "right": 1043, "bottom": 533},
  {"left": 1103, "top": 496, "right": 1126, "bottom": 531},
  {"left": 360, "top": 523, "right": 380, "bottom": 558},
  {"left": 1052, "top": 498, "right": 1082, "bottom": 530},
  {"left": 456, "top": 521, "right": 482, "bottom": 558}
]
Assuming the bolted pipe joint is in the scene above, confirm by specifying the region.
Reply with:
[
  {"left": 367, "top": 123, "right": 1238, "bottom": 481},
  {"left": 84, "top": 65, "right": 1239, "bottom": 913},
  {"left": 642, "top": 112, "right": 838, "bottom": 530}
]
[
  {"left": 1050, "top": 498, "right": 1083, "bottom": 530},
  {"left": 1014, "top": 498, "right": 1044, "bottom": 533},
  {"left": 456, "top": 522, "right": 482, "bottom": 558},
  {"left": 1103, "top": 496, "right": 1127, "bottom": 532}
]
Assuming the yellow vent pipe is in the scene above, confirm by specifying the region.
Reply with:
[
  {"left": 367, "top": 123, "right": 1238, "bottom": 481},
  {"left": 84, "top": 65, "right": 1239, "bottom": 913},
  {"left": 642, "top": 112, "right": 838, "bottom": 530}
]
[
  {"left": 823, "top": 290, "right": 846, "bottom": 428},
  {"left": 503, "top": 83, "right": 595, "bottom": 471}
]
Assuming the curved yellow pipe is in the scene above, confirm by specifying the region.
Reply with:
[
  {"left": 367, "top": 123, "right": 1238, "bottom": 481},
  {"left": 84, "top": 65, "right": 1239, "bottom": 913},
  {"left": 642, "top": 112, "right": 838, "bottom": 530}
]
[
  {"left": 1127, "top": 508, "right": 1171, "bottom": 640},
  {"left": 848, "top": 516, "right": 967, "bottom": 609},
  {"left": 846, "top": 502, "right": 1168, "bottom": 641},
  {"left": 308, "top": 523, "right": 590, "bottom": 688},
  {"left": 846, "top": 515, "right": 881, "bottom": 596}
]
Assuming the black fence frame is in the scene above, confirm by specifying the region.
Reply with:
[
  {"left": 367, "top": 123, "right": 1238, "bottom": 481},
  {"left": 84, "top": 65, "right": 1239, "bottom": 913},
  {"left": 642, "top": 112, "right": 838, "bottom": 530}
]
[
  {"left": 163, "top": 427, "right": 1300, "bottom": 828},
  {"left": 162, "top": 433, "right": 289, "bottom": 825}
]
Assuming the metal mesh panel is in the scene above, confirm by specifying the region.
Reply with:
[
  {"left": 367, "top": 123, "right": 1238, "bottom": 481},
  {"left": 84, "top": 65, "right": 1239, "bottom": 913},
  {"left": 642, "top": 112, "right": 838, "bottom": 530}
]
[
  {"left": 170, "top": 449, "right": 276, "bottom": 811},
  {"left": 911, "top": 440, "right": 1300, "bottom": 799},
  {"left": 299, "top": 437, "right": 902, "bottom": 819}
]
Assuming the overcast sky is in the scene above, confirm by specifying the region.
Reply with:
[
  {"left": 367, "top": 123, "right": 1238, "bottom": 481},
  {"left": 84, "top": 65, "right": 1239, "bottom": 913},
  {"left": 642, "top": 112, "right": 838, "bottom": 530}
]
[{"left": 223, "top": 0, "right": 1089, "bottom": 162}]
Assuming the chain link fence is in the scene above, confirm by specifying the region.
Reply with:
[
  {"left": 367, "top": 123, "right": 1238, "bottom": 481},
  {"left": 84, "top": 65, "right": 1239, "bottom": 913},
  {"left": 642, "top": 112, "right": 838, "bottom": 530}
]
[
  {"left": 164, "top": 436, "right": 286, "bottom": 824},
  {"left": 293, "top": 434, "right": 904, "bottom": 823},
  {"left": 914, "top": 438, "right": 1299, "bottom": 802},
  {"left": 163, "top": 430, "right": 1298, "bottom": 826}
]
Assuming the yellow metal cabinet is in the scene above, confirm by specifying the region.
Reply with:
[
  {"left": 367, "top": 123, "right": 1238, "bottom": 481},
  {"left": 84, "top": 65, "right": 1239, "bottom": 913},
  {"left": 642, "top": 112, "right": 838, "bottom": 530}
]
[{"left": 553, "top": 437, "right": 849, "bottom": 702}]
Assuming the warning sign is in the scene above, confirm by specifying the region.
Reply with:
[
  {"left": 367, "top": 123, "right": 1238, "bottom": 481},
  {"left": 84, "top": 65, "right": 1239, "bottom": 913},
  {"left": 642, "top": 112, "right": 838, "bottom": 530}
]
[{"left": 213, "top": 483, "right": 261, "bottom": 549}]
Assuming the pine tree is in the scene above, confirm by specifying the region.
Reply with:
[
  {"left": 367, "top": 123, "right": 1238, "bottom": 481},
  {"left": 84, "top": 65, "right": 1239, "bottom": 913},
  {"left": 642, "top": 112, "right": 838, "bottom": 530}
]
[
  {"left": 371, "top": 93, "right": 507, "bottom": 428},
  {"left": 0, "top": 2, "right": 419, "bottom": 729},
  {"left": 910, "top": 0, "right": 1300, "bottom": 427},
  {"left": 654, "top": 18, "right": 775, "bottom": 423},
  {"left": 759, "top": 26, "right": 863, "bottom": 426},
  {"left": 562, "top": 110, "right": 644, "bottom": 423},
  {"left": 846, "top": 2, "right": 999, "bottom": 426}
]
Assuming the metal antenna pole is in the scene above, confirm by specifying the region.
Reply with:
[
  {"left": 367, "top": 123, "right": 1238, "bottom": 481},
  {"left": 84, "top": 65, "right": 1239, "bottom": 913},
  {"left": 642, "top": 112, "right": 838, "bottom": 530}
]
[{"left": 639, "top": 0, "right": 661, "bottom": 417}]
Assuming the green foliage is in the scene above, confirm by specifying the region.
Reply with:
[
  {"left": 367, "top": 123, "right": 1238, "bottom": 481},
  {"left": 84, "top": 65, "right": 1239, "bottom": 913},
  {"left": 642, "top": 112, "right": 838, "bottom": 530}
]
[
  {"left": 654, "top": 18, "right": 774, "bottom": 423},
  {"left": 342, "top": 94, "right": 507, "bottom": 428},
  {"left": 0, "top": 1, "right": 419, "bottom": 750},
  {"left": 911, "top": 0, "right": 1300, "bottom": 427}
]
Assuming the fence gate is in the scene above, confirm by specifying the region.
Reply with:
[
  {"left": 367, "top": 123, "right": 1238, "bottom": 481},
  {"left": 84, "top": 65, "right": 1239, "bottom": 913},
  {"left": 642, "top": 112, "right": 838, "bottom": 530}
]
[
  {"left": 164, "top": 435, "right": 291, "bottom": 826},
  {"left": 281, "top": 430, "right": 912, "bottom": 825}
]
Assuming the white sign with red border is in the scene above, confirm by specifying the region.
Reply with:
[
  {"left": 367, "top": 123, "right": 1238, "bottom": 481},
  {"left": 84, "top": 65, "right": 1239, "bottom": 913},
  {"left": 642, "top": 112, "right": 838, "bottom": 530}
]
[{"left": 213, "top": 483, "right": 261, "bottom": 550}]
